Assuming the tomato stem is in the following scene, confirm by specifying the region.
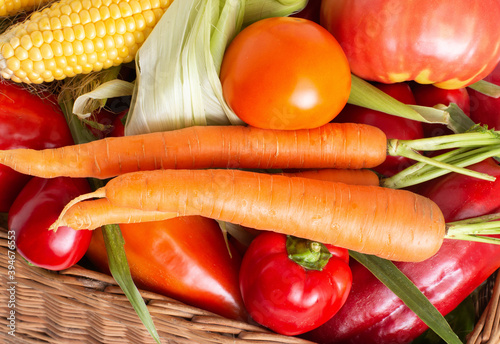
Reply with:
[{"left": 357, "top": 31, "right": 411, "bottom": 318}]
[{"left": 286, "top": 235, "right": 332, "bottom": 271}]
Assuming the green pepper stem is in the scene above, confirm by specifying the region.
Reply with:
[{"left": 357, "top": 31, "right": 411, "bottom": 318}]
[{"left": 286, "top": 235, "right": 332, "bottom": 271}]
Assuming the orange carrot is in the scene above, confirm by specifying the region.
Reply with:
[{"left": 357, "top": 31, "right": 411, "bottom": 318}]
[
  {"left": 51, "top": 169, "right": 445, "bottom": 262},
  {"left": 59, "top": 169, "right": 379, "bottom": 234},
  {"left": 280, "top": 168, "right": 380, "bottom": 186},
  {"left": 62, "top": 198, "right": 178, "bottom": 230},
  {"left": 0, "top": 123, "right": 387, "bottom": 179}
]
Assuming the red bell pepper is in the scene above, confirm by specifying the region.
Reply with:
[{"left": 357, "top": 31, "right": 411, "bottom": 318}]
[
  {"left": 85, "top": 217, "right": 247, "bottom": 321},
  {"left": 303, "top": 158, "right": 500, "bottom": 344},
  {"left": 8, "top": 177, "right": 93, "bottom": 271},
  {"left": 239, "top": 232, "right": 352, "bottom": 336},
  {"left": 332, "top": 82, "right": 424, "bottom": 177},
  {"left": 0, "top": 81, "right": 74, "bottom": 212}
]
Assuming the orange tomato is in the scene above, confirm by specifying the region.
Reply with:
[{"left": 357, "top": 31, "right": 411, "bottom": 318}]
[{"left": 220, "top": 17, "right": 351, "bottom": 130}]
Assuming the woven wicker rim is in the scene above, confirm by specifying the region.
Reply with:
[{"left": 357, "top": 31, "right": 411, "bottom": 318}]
[{"left": 0, "top": 226, "right": 316, "bottom": 344}]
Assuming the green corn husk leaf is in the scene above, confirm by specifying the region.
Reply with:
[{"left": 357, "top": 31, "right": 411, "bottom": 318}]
[
  {"left": 125, "top": 0, "right": 307, "bottom": 136},
  {"left": 73, "top": 79, "right": 134, "bottom": 118}
]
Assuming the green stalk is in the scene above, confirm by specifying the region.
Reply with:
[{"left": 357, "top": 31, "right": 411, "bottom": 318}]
[
  {"left": 386, "top": 141, "right": 495, "bottom": 182},
  {"left": 383, "top": 145, "right": 500, "bottom": 189},
  {"left": 59, "top": 80, "right": 162, "bottom": 344},
  {"left": 468, "top": 79, "right": 500, "bottom": 98},
  {"left": 348, "top": 75, "right": 476, "bottom": 133},
  {"left": 396, "top": 128, "right": 500, "bottom": 152}
]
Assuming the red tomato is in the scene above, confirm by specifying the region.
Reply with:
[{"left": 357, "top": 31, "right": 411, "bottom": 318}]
[
  {"left": 468, "top": 62, "right": 500, "bottom": 129},
  {"left": 8, "top": 177, "right": 93, "bottom": 271},
  {"left": 86, "top": 217, "right": 247, "bottom": 321},
  {"left": 0, "top": 81, "right": 74, "bottom": 211},
  {"left": 410, "top": 83, "right": 471, "bottom": 137},
  {"left": 333, "top": 82, "right": 423, "bottom": 177},
  {"left": 239, "top": 232, "right": 352, "bottom": 336},
  {"left": 320, "top": 0, "right": 500, "bottom": 89},
  {"left": 220, "top": 17, "right": 351, "bottom": 130}
]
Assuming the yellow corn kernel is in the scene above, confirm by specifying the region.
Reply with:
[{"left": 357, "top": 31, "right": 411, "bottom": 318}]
[
  {"left": 0, "top": 0, "right": 54, "bottom": 17},
  {"left": 0, "top": 0, "right": 173, "bottom": 83}
]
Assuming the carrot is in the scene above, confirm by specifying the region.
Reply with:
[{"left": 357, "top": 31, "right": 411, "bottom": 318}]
[
  {"left": 280, "top": 168, "right": 380, "bottom": 186},
  {"left": 51, "top": 169, "right": 446, "bottom": 262},
  {"left": 60, "top": 169, "right": 379, "bottom": 234},
  {"left": 0, "top": 123, "right": 387, "bottom": 179},
  {"left": 62, "top": 198, "right": 178, "bottom": 230}
]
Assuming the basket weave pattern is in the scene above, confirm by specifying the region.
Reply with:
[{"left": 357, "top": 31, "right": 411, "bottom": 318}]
[{"left": 0, "top": 226, "right": 314, "bottom": 344}]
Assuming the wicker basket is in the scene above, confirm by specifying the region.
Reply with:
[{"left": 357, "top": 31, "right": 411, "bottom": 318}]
[
  {"left": 1, "top": 217, "right": 499, "bottom": 344},
  {"left": 0, "top": 224, "right": 315, "bottom": 344}
]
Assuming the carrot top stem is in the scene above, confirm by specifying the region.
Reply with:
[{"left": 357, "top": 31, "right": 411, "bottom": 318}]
[
  {"left": 383, "top": 145, "right": 500, "bottom": 189},
  {"left": 387, "top": 140, "right": 496, "bottom": 183},
  {"left": 445, "top": 212, "right": 500, "bottom": 245}
]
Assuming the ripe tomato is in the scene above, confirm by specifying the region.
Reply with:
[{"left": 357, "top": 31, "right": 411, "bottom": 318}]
[
  {"left": 220, "top": 17, "right": 351, "bottom": 130},
  {"left": 320, "top": 0, "right": 500, "bottom": 89}
]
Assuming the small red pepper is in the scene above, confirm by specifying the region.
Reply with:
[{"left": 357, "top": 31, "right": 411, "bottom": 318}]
[
  {"left": 239, "top": 232, "right": 352, "bottom": 336},
  {"left": 303, "top": 158, "right": 500, "bottom": 344},
  {"left": 8, "top": 177, "right": 93, "bottom": 271},
  {"left": 0, "top": 82, "right": 74, "bottom": 211}
]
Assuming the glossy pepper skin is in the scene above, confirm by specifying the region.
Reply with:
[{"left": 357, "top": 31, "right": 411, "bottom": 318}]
[
  {"left": 85, "top": 217, "right": 247, "bottom": 321},
  {"left": 0, "top": 81, "right": 74, "bottom": 212},
  {"left": 303, "top": 158, "right": 500, "bottom": 344},
  {"left": 239, "top": 232, "right": 352, "bottom": 336},
  {"left": 8, "top": 177, "right": 93, "bottom": 271}
]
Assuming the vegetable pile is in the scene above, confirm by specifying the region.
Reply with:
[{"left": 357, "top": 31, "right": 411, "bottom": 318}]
[{"left": 1, "top": 0, "right": 500, "bottom": 343}]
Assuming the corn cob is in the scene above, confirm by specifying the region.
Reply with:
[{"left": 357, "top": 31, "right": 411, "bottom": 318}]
[
  {"left": 0, "top": 0, "right": 173, "bottom": 84},
  {"left": 0, "top": 0, "right": 54, "bottom": 17}
]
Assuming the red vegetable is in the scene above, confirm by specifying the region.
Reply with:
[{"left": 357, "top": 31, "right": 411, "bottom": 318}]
[
  {"left": 220, "top": 17, "right": 351, "bottom": 130},
  {"left": 86, "top": 217, "right": 247, "bottom": 320},
  {"left": 239, "top": 232, "right": 352, "bottom": 336},
  {"left": 468, "top": 62, "right": 500, "bottom": 129},
  {"left": 0, "top": 81, "right": 74, "bottom": 211},
  {"left": 320, "top": 0, "right": 500, "bottom": 89},
  {"left": 410, "top": 82, "right": 471, "bottom": 137},
  {"left": 8, "top": 177, "right": 93, "bottom": 271},
  {"left": 303, "top": 158, "right": 500, "bottom": 344},
  {"left": 333, "top": 82, "right": 423, "bottom": 177}
]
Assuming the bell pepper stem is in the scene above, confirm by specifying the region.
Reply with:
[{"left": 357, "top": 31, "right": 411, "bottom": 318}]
[{"left": 286, "top": 235, "right": 332, "bottom": 271}]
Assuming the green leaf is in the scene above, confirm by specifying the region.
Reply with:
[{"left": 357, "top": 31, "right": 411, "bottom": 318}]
[
  {"left": 350, "top": 252, "right": 462, "bottom": 344},
  {"left": 59, "top": 84, "right": 162, "bottom": 344},
  {"left": 102, "top": 225, "right": 162, "bottom": 344}
]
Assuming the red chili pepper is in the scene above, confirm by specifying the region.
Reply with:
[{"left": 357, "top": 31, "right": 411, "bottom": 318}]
[
  {"left": 8, "top": 177, "right": 93, "bottom": 271},
  {"left": 85, "top": 217, "right": 247, "bottom": 321},
  {"left": 332, "top": 82, "right": 424, "bottom": 177},
  {"left": 239, "top": 232, "right": 352, "bottom": 336},
  {"left": 303, "top": 158, "right": 500, "bottom": 344},
  {"left": 0, "top": 82, "right": 74, "bottom": 212}
]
